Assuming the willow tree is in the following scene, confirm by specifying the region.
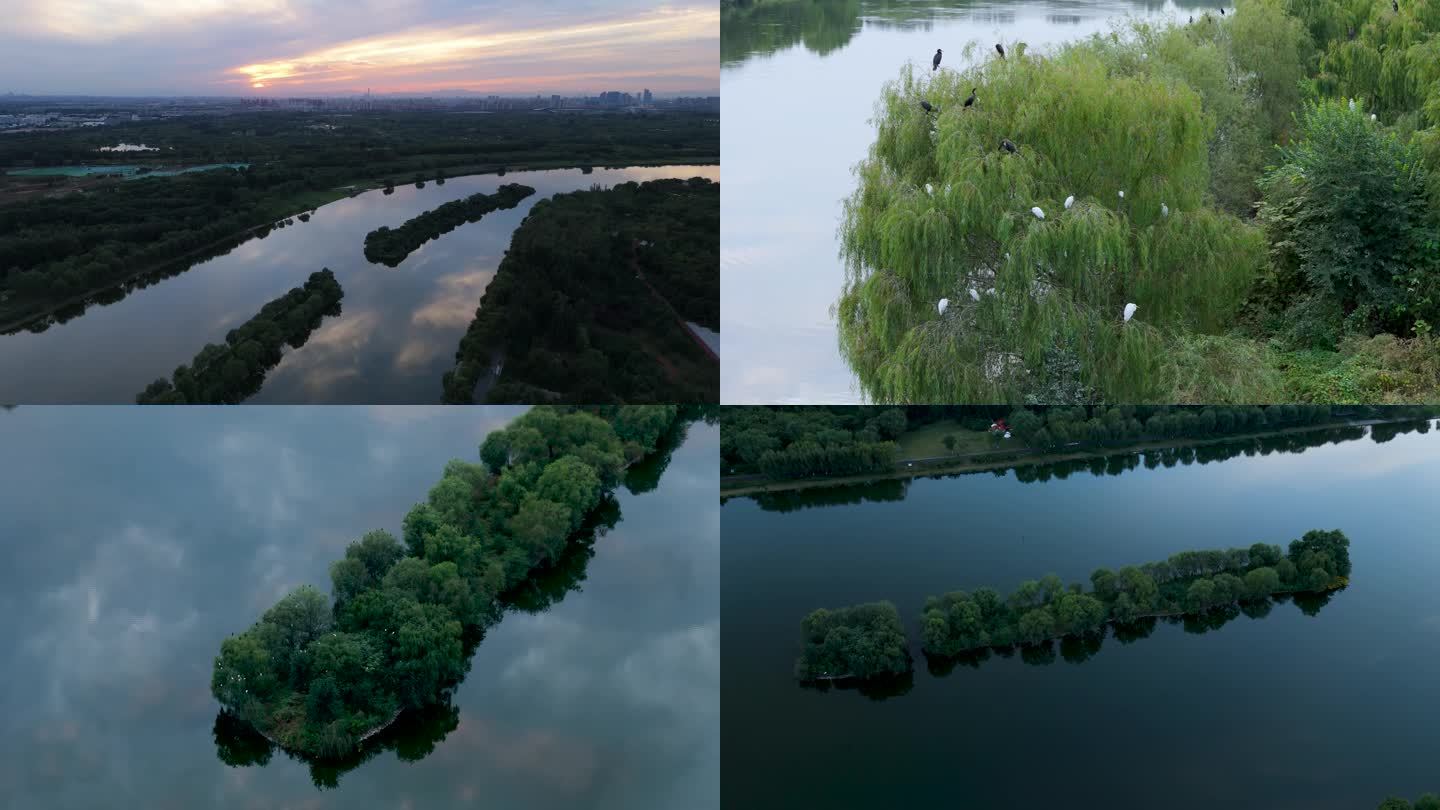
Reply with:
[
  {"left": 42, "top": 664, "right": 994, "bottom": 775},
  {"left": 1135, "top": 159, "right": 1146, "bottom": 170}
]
[
  {"left": 838, "top": 44, "right": 1265, "bottom": 403},
  {"left": 1299, "top": 0, "right": 1440, "bottom": 126}
]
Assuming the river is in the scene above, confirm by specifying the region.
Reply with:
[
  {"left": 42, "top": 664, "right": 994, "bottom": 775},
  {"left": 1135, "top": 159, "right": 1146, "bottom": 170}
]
[
  {"left": 721, "top": 419, "right": 1440, "bottom": 808},
  {"left": 720, "top": 0, "right": 1214, "bottom": 402},
  {"left": 0, "top": 164, "right": 718, "bottom": 404},
  {"left": 0, "top": 406, "right": 719, "bottom": 809}
]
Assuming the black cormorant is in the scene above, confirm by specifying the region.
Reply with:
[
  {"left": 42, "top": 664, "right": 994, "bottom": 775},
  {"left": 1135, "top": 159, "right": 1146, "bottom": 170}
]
[
  {"left": 933, "top": 49, "right": 943, "bottom": 71},
  {"left": 1393, "top": 0, "right": 1399, "bottom": 12},
  {"left": 995, "top": 43, "right": 1006, "bottom": 58},
  {"left": 921, "top": 99, "right": 936, "bottom": 114},
  {"left": 1219, "top": 6, "right": 1225, "bottom": 14},
  {"left": 964, "top": 88, "right": 977, "bottom": 109},
  {"left": 1001, "top": 138, "right": 1017, "bottom": 153}
]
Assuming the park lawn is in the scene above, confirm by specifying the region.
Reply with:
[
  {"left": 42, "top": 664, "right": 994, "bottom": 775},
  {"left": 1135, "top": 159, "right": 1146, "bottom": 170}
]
[{"left": 895, "top": 421, "right": 1009, "bottom": 459}]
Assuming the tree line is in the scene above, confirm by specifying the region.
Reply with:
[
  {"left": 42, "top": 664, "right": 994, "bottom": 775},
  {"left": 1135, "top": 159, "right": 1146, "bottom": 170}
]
[
  {"left": 362, "top": 183, "right": 535, "bottom": 266},
  {"left": 921, "top": 530, "right": 1350, "bottom": 657},
  {"left": 210, "top": 405, "right": 682, "bottom": 759},
  {"left": 721, "top": 406, "right": 908, "bottom": 476},
  {"left": 136, "top": 268, "right": 343, "bottom": 403},
  {"left": 443, "top": 177, "right": 717, "bottom": 404}
]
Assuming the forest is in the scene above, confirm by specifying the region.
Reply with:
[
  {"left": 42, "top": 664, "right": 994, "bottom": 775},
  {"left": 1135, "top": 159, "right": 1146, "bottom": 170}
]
[
  {"left": 0, "top": 110, "right": 718, "bottom": 330},
  {"left": 794, "top": 601, "right": 912, "bottom": 681},
  {"left": 921, "top": 530, "right": 1351, "bottom": 657},
  {"left": 719, "top": 404, "right": 1439, "bottom": 479},
  {"left": 443, "top": 177, "right": 718, "bottom": 404},
  {"left": 135, "top": 268, "right": 343, "bottom": 404},
  {"left": 362, "top": 183, "right": 535, "bottom": 266},
  {"left": 210, "top": 405, "right": 682, "bottom": 760},
  {"left": 836, "top": 0, "right": 1440, "bottom": 403}
]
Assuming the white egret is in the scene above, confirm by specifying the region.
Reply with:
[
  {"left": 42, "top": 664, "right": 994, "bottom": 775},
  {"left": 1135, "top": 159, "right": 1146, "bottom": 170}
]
[
  {"left": 938, "top": 298, "right": 949, "bottom": 315},
  {"left": 1371, "top": 113, "right": 1377, "bottom": 121},
  {"left": 1031, "top": 206, "right": 1045, "bottom": 219},
  {"left": 1123, "top": 303, "right": 1138, "bottom": 322},
  {"left": 969, "top": 288, "right": 980, "bottom": 302},
  {"left": 1118, "top": 190, "right": 1125, "bottom": 199},
  {"left": 1161, "top": 203, "right": 1169, "bottom": 217},
  {"left": 1064, "top": 195, "right": 1075, "bottom": 209},
  {"left": 1349, "top": 98, "right": 1356, "bottom": 111},
  {"left": 926, "top": 183, "right": 934, "bottom": 195}
]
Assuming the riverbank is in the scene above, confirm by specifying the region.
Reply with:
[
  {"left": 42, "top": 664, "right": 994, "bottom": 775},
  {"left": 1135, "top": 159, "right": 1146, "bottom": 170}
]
[
  {"left": 720, "top": 418, "right": 1425, "bottom": 497},
  {"left": 0, "top": 155, "right": 718, "bottom": 334}
]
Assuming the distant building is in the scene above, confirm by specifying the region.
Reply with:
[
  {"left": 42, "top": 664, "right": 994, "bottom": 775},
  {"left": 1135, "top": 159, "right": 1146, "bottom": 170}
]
[{"left": 643, "top": 88, "right": 653, "bottom": 106}]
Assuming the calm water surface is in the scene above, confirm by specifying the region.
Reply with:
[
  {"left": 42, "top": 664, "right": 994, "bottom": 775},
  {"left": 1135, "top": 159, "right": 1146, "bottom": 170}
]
[
  {"left": 722, "top": 422, "right": 1440, "bottom": 808},
  {"left": 0, "top": 164, "right": 718, "bottom": 403},
  {"left": 721, "top": 0, "right": 1211, "bottom": 402},
  {"left": 0, "top": 407, "right": 719, "bottom": 809}
]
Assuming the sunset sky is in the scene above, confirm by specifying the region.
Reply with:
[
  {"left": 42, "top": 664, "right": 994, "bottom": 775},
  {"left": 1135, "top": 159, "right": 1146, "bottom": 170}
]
[{"left": 1, "top": 0, "right": 718, "bottom": 97}]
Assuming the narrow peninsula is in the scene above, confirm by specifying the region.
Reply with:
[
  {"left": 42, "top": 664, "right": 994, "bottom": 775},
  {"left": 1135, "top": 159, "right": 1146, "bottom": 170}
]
[
  {"left": 137, "top": 268, "right": 343, "bottom": 404},
  {"left": 443, "top": 177, "right": 718, "bottom": 404},
  {"left": 211, "top": 405, "right": 682, "bottom": 758},
  {"left": 362, "top": 183, "right": 535, "bottom": 266}
]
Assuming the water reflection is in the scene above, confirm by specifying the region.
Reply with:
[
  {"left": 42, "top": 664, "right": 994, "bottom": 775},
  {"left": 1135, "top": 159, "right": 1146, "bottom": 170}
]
[
  {"left": 0, "top": 164, "right": 719, "bottom": 403},
  {"left": 734, "top": 422, "right": 1433, "bottom": 512}
]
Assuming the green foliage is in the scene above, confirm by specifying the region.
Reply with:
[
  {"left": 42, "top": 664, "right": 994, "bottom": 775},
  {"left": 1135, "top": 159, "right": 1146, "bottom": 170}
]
[
  {"left": 136, "top": 269, "right": 343, "bottom": 404},
  {"left": 443, "top": 177, "right": 718, "bottom": 404},
  {"left": 794, "top": 601, "right": 911, "bottom": 681},
  {"left": 838, "top": 42, "right": 1266, "bottom": 402},
  {"left": 917, "top": 531, "right": 1349, "bottom": 657},
  {"left": 0, "top": 109, "right": 717, "bottom": 329},
  {"left": 362, "top": 184, "right": 534, "bottom": 266},
  {"left": 1257, "top": 99, "right": 1440, "bottom": 341},
  {"left": 210, "top": 405, "right": 683, "bottom": 759}
]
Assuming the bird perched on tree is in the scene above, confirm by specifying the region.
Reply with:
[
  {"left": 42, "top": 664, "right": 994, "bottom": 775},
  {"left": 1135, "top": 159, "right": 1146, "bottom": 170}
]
[
  {"left": 933, "top": 49, "right": 943, "bottom": 71},
  {"left": 969, "top": 288, "right": 980, "bottom": 302},
  {"left": 938, "top": 298, "right": 949, "bottom": 315},
  {"left": 1161, "top": 202, "right": 1169, "bottom": 217},
  {"left": 1219, "top": 6, "right": 1225, "bottom": 14},
  {"left": 921, "top": 99, "right": 936, "bottom": 115},
  {"left": 995, "top": 43, "right": 1006, "bottom": 58},
  {"left": 1118, "top": 190, "right": 1125, "bottom": 199},
  {"left": 1001, "top": 138, "right": 1017, "bottom": 154},
  {"left": 1123, "top": 303, "right": 1138, "bottom": 322},
  {"left": 964, "top": 88, "right": 977, "bottom": 109},
  {"left": 1064, "top": 195, "right": 1074, "bottom": 209},
  {"left": 1189, "top": 15, "right": 1193, "bottom": 22},
  {"left": 1031, "top": 206, "right": 1045, "bottom": 220},
  {"left": 1393, "top": 0, "right": 1398, "bottom": 12}
]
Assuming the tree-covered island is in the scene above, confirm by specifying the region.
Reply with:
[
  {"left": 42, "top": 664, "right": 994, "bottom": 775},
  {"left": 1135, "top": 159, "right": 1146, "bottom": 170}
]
[
  {"left": 361, "top": 183, "right": 535, "bottom": 267},
  {"left": 210, "top": 405, "right": 682, "bottom": 759},
  {"left": 794, "top": 601, "right": 911, "bottom": 682},
  {"left": 136, "top": 268, "right": 343, "bottom": 404},
  {"left": 921, "top": 530, "right": 1351, "bottom": 657}
]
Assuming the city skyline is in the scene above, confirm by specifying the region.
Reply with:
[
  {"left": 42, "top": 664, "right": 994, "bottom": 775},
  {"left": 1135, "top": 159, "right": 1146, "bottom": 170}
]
[{"left": 1, "top": 0, "right": 718, "bottom": 97}]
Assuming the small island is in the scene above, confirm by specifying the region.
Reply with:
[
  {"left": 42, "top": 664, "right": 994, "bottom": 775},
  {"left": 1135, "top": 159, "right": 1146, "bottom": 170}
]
[
  {"left": 211, "top": 405, "right": 681, "bottom": 759},
  {"left": 362, "top": 183, "right": 535, "bottom": 266},
  {"left": 136, "top": 268, "right": 343, "bottom": 404},
  {"left": 921, "top": 530, "right": 1351, "bottom": 657},
  {"left": 794, "top": 601, "right": 911, "bottom": 682}
]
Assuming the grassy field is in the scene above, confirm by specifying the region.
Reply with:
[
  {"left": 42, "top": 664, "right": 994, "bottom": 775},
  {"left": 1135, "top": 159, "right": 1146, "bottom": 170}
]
[{"left": 895, "top": 421, "right": 1016, "bottom": 458}]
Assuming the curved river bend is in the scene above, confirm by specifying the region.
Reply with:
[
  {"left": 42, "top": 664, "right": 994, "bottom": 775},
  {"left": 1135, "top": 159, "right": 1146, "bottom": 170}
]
[{"left": 0, "top": 164, "right": 718, "bottom": 403}]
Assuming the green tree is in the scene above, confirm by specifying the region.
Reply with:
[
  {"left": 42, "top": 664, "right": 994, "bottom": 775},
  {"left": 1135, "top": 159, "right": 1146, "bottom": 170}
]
[
  {"left": 510, "top": 495, "right": 574, "bottom": 565},
  {"left": 1244, "top": 566, "right": 1281, "bottom": 600},
  {"left": 1017, "top": 608, "right": 1056, "bottom": 644},
  {"left": 533, "top": 456, "right": 602, "bottom": 530},
  {"left": 1186, "top": 578, "right": 1217, "bottom": 612},
  {"left": 1258, "top": 100, "right": 1440, "bottom": 343}
]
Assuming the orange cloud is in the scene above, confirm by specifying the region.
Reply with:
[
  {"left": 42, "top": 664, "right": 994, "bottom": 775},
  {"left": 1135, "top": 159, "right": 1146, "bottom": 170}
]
[{"left": 230, "top": 7, "right": 716, "bottom": 91}]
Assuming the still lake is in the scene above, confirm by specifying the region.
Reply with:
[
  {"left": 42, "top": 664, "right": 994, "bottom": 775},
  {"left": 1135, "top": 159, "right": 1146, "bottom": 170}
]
[
  {"left": 0, "top": 164, "right": 718, "bottom": 404},
  {"left": 720, "top": 0, "right": 1213, "bottom": 402},
  {"left": 721, "top": 422, "right": 1440, "bottom": 809},
  {"left": 0, "top": 407, "right": 719, "bottom": 809}
]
